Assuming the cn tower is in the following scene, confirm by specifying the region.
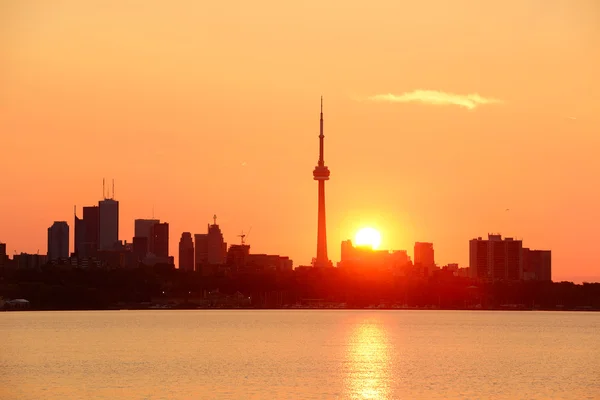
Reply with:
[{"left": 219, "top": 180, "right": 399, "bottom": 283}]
[{"left": 313, "top": 97, "right": 332, "bottom": 267}]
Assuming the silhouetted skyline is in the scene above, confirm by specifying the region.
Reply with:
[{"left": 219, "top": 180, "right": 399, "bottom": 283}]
[{"left": 1, "top": 1, "right": 599, "bottom": 282}]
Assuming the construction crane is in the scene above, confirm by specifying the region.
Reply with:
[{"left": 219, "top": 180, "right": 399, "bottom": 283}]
[{"left": 238, "top": 227, "right": 252, "bottom": 245}]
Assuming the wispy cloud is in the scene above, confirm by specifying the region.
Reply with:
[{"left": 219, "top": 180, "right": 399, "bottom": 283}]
[{"left": 365, "top": 90, "right": 503, "bottom": 110}]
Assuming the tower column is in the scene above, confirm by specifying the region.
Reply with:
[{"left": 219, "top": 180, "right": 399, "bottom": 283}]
[{"left": 313, "top": 97, "right": 331, "bottom": 267}]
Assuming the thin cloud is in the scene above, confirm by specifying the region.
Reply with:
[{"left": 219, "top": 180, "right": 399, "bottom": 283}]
[{"left": 366, "top": 90, "right": 504, "bottom": 110}]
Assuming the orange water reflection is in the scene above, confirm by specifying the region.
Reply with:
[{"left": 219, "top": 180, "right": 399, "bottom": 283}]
[{"left": 344, "top": 320, "right": 392, "bottom": 399}]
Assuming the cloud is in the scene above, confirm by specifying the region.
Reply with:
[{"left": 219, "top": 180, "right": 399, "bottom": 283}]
[{"left": 365, "top": 90, "right": 503, "bottom": 110}]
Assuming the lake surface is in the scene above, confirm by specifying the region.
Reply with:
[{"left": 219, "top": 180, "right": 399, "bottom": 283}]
[{"left": 1, "top": 310, "right": 599, "bottom": 399}]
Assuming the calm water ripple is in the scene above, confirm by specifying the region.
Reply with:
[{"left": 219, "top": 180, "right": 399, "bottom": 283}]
[{"left": 1, "top": 310, "right": 599, "bottom": 399}]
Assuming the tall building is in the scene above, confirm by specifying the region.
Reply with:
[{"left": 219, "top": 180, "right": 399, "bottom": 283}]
[
  {"left": 414, "top": 242, "right": 435, "bottom": 271},
  {"left": 48, "top": 221, "right": 69, "bottom": 260},
  {"left": 179, "top": 232, "right": 194, "bottom": 271},
  {"left": 74, "top": 207, "right": 86, "bottom": 257},
  {"left": 195, "top": 215, "right": 227, "bottom": 268},
  {"left": 98, "top": 198, "right": 119, "bottom": 251},
  {"left": 83, "top": 205, "right": 99, "bottom": 257},
  {"left": 313, "top": 97, "right": 332, "bottom": 268},
  {"left": 523, "top": 248, "right": 552, "bottom": 281},
  {"left": 0, "top": 242, "right": 7, "bottom": 266},
  {"left": 150, "top": 222, "right": 169, "bottom": 258},
  {"left": 135, "top": 219, "right": 160, "bottom": 255},
  {"left": 207, "top": 216, "right": 227, "bottom": 264},
  {"left": 194, "top": 233, "right": 208, "bottom": 269},
  {"left": 469, "top": 234, "right": 523, "bottom": 280}
]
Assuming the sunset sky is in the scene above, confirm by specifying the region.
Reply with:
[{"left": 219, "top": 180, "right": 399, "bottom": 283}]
[{"left": 1, "top": 0, "right": 599, "bottom": 282}]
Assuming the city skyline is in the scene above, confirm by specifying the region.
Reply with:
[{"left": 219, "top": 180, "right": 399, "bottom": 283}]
[{"left": 2, "top": 1, "right": 599, "bottom": 282}]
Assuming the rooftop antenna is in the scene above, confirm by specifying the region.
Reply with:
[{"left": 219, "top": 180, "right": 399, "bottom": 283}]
[
  {"left": 238, "top": 226, "right": 252, "bottom": 245},
  {"left": 213, "top": 214, "right": 217, "bottom": 225},
  {"left": 112, "top": 179, "right": 115, "bottom": 199},
  {"left": 103, "top": 178, "right": 106, "bottom": 199},
  {"left": 152, "top": 205, "right": 155, "bottom": 219}
]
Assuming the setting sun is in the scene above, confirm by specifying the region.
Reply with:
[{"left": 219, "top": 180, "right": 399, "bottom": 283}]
[{"left": 354, "top": 227, "right": 382, "bottom": 250}]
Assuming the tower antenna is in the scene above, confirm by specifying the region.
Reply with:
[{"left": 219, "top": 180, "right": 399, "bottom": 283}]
[
  {"left": 112, "top": 179, "right": 115, "bottom": 199},
  {"left": 213, "top": 214, "right": 217, "bottom": 225},
  {"left": 103, "top": 178, "right": 105, "bottom": 199}
]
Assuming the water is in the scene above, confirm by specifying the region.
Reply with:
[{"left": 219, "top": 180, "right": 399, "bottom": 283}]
[{"left": 1, "top": 310, "right": 599, "bottom": 399}]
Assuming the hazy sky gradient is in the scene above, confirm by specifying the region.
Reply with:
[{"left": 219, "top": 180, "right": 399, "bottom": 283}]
[{"left": 1, "top": 0, "right": 599, "bottom": 281}]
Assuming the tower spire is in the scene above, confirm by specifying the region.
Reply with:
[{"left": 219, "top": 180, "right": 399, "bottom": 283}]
[
  {"left": 319, "top": 96, "right": 324, "bottom": 166},
  {"left": 313, "top": 96, "right": 331, "bottom": 268}
]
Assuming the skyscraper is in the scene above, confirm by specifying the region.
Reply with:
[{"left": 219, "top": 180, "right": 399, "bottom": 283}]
[
  {"left": 414, "top": 242, "right": 435, "bottom": 275},
  {"left": 313, "top": 97, "right": 332, "bottom": 268},
  {"left": 134, "top": 219, "right": 160, "bottom": 256},
  {"left": 83, "top": 205, "right": 99, "bottom": 257},
  {"left": 179, "top": 232, "right": 194, "bottom": 271},
  {"left": 48, "top": 221, "right": 69, "bottom": 260},
  {"left": 150, "top": 222, "right": 169, "bottom": 258},
  {"left": 98, "top": 198, "right": 119, "bottom": 251},
  {"left": 74, "top": 207, "right": 86, "bottom": 257},
  {"left": 195, "top": 215, "right": 227, "bottom": 268}
]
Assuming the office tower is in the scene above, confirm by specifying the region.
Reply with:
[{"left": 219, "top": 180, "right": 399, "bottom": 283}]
[
  {"left": 469, "top": 234, "right": 523, "bottom": 280},
  {"left": 134, "top": 219, "right": 160, "bottom": 255},
  {"left": 207, "top": 215, "right": 227, "bottom": 264},
  {"left": 98, "top": 198, "right": 119, "bottom": 251},
  {"left": 0, "top": 242, "right": 7, "bottom": 266},
  {"left": 414, "top": 242, "right": 435, "bottom": 270},
  {"left": 48, "top": 221, "right": 69, "bottom": 260},
  {"left": 150, "top": 222, "right": 169, "bottom": 258},
  {"left": 83, "top": 205, "right": 99, "bottom": 257},
  {"left": 313, "top": 97, "right": 332, "bottom": 267},
  {"left": 74, "top": 207, "right": 86, "bottom": 257},
  {"left": 194, "top": 233, "right": 208, "bottom": 269},
  {"left": 179, "top": 232, "right": 194, "bottom": 271},
  {"left": 195, "top": 215, "right": 227, "bottom": 268}
]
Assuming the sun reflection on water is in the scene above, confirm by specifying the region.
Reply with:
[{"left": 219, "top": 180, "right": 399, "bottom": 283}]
[{"left": 345, "top": 320, "right": 391, "bottom": 400}]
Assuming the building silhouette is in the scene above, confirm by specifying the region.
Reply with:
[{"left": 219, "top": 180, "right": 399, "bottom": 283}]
[
  {"left": 226, "top": 244, "right": 250, "bottom": 272},
  {"left": 414, "top": 242, "right": 435, "bottom": 275},
  {"left": 149, "top": 222, "right": 169, "bottom": 258},
  {"left": 469, "top": 234, "right": 523, "bottom": 280},
  {"left": 339, "top": 239, "right": 411, "bottom": 272},
  {"left": 0, "top": 242, "right": 7, "bottom": 266},
  {"left": 48, "top": 221, "right": 69, "bottom": 260},
  {"left": 74, "top": 207, "right": 86, "bottom": 257},
  {"left": 82, "top": 205, "right": 99, "bottom": 257},
  {"left": 312, "top": 97, "right": 332, "bottom": 268},
  {"left": 178, "top": 232, "right": 194, "bottom": 271},
  {"left": 98, "top": 198, "right": 119, "bottom": 251},
  {"left": 522, "top": 248, "right": 552, "bottom": 281},
  {"left": 134, "top": 219, "right": 160, "bottom": 257},
  {"left": 195, "top": 215, "right": 227, "bottom": 269}
]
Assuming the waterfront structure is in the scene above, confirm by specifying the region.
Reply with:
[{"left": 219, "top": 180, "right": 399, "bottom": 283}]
[
  {"left": 469, "top": 234, "right": 523, "bottom": 280},
  {"left": 48, "top": 221, "right": 69, "bottom": 260},
  {"left": 179, "top": 232, "right": 194, "bottom": 271},
  {"left": 150, "top": 222, "right": 169, "bottom": 258},
  {"left": 313, "top": 97, "right": 332, "bottom": 268}
]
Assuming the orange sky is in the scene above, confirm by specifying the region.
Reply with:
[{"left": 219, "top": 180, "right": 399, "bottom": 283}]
[{"left": 1, "top": 1, "right": 599, "bottom": 282}]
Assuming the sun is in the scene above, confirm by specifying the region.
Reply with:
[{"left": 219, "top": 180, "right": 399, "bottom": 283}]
[{"left": 354, "top": 227, "right": 382, "bottom": 250}]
